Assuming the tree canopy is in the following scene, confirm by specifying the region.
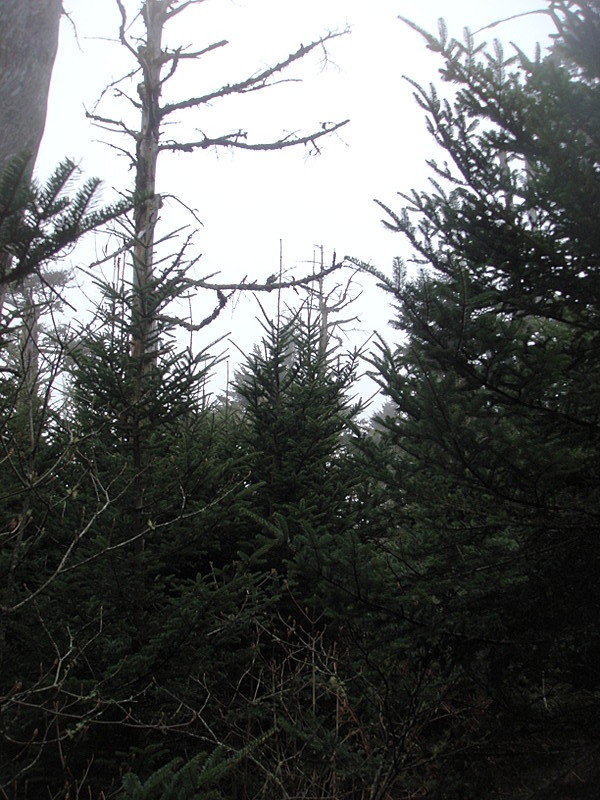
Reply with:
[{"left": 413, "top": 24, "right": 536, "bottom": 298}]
[{"left": 2, "top": 1, "right": 600, "bottom": 798}]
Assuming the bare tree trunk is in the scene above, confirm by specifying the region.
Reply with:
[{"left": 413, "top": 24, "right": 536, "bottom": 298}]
[
  {"left": 0, "top": 0, "right": 62, "bottom": 173},
  {"left": 131, "top": 0, "right": 164, "bottom": 367}
]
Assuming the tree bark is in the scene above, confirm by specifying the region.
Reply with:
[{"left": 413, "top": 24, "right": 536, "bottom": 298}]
[
  {"left": 0, "top": 0, "right": 62, "bottom": 173},
  {"left": 131, "top": 0, "right": 165, "bottom": 366}
]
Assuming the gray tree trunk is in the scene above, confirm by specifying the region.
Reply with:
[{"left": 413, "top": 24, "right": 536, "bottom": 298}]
[{"left": 0, "top": 0, "right": 62, "bottom": 173}]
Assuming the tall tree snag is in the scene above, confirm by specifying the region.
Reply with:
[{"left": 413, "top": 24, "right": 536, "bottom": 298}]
[
  {"left": 130, "top": 0, "right": 165, "bottom": 367},
  {"left": 92, "top": 0, "right": 349, "bottom": 366},
  {"left": 81, "top": 0, "right": 352, "bottom": 624}
]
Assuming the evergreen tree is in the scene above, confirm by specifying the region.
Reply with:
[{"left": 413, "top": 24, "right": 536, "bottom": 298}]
[
  {"left": 0, "top": 161, "right": 134, "bottom": 795},
  {"left": 366, "top": 2, "right": 600, "bottom": 795},
  {"left": 0, "top": 0, "right": 352, "bottom": 786},
  {"left": 233, "top": 304, "right": 362, "bottom": 574},
  {"left": 226, "top": 301, "right": 428, "bottom": 800}
]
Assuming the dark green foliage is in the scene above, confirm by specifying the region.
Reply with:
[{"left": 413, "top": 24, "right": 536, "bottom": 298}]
[
  {"left": 367, "top": 2, "right": 600, "bottom": 795},
  {"left": 233, "top": 307, "right": 363, "bottom": 571},
  {"left": 1, "top": 238, "right": 389, "bottom": 797},
  {"left": 6, "top": 3, "right": 600, "bottom": 798},
  {"left": 0, "top": 154, "right": 132, "bottom": 290},
  {"left": 118, "top": 736, "right": 275, "bottom": 800}
]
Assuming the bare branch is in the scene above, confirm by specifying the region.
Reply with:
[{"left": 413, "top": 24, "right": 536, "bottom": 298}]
[
  {"left": 165, "top": 0, "right": 211, "bottom": 22},
  {"left": 191, "top": 258, "right": 347, "bottom": 293},
  {"left": 114, "top": 0, "right": 139, "bottom": 58},
  {"left": 90, "top": 67, "right": 142, "bottom": 116},
  {"left": 160, "top": 119, "right": 349, "bottom": 153},
  {"left": 166, "top": 41, "right": 229, "bottom": 61},
  {"left": 157, "top": 288, "right": 231, "bottom": 331},
  {"left": 85, "top": 109, "right": 140, "bottom": 141},
  {"left": 160, "top": 40, "right": 229, "bottom": 87},
  {"left": 160, "top": 29, "right": 349, "bottom": 118},
  {"left": 90, "top": 139, "right": 138, "bottom": 169}
]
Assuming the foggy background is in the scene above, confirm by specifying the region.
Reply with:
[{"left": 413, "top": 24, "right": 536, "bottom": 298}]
[{"left": 37, "top": 0, "right": 554, "bottom": 406}]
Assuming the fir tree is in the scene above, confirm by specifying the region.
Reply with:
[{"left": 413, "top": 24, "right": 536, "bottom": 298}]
[{"left": 366, "top": 2, "right": 600, "bottom": 795}]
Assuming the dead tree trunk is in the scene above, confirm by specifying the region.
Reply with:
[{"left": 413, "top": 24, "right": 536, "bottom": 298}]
[{"left": 130, "top": 0, "right": 165, "bottom": 368}]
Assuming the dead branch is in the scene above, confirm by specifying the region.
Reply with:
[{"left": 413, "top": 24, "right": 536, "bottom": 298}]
[
  {"left": 84, "top": 109, "right": 140, "bottom": 141},
  {"left": 190, "top": 259, "right": 347, "bottom": 293},
  {"left": 157, "top": 288, "right": 231, "bottom": 331},
  {"left": 160, "top": 119, "right": 349, "bottom": 153},
  {"left": 165, "top": 0, "right": 211, "bottom": 23},
  {"left": 160, "top": 29, "right": 350, "bottom": 118},
  {"left": 160, "top": 40, "right": 229, "bottom": 88}
]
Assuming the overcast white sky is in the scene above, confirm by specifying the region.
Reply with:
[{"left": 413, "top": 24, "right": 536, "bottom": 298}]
[{"left": 37, "top": 0, "right": 554, "bottom": 403}]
